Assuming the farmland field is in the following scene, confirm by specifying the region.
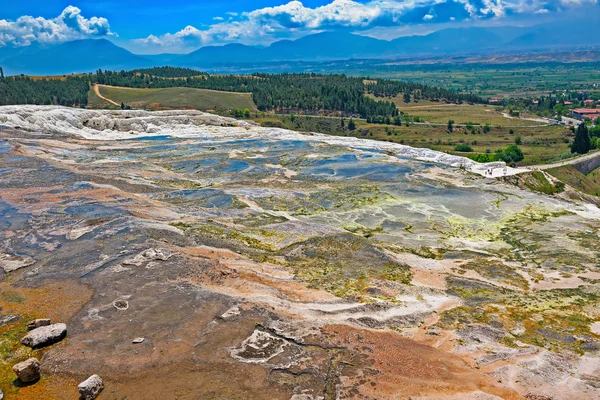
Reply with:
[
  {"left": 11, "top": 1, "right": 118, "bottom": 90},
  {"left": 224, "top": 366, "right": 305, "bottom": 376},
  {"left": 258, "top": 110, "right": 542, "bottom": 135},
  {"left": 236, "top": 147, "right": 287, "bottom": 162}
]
[
  {"left": 373, "top": 96, "right": 542, "bottom": 127},
  {"left": 95, "top": 85, "right": 257, "bottom": 112}
]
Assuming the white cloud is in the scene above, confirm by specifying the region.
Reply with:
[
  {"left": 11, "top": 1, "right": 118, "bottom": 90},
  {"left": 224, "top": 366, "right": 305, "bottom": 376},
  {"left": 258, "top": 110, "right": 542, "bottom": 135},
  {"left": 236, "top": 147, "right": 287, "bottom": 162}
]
[
  {"left": 132, "top": 0, "right": 432, "bottom": 52},
  {"left": 0, "top": 6, "right": 114, "bottom": 47},
  {"left": 131, "top": 0, "right": 598, "bottom": 52},
  {"left": 480, "top": 0, "right": 505, "bottom": 17}
]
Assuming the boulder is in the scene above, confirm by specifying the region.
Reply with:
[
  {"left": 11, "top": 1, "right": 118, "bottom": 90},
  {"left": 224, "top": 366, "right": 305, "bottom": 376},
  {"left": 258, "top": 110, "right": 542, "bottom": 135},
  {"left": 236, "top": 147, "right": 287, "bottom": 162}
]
[
  {"left": 20, "top": 323, "right": 67, "bottom": 349},
  {"left": 78, "top": 374, "right": 104, "bottom": 400},
  {"left": 13, "top": 358, "right": 41, "bottom": 383},
  {"left": 0, "top": 314, "right": 20, "bottom": 327},
  {"left": 27, "top": 318, "right": 51, "bottom": 330}
]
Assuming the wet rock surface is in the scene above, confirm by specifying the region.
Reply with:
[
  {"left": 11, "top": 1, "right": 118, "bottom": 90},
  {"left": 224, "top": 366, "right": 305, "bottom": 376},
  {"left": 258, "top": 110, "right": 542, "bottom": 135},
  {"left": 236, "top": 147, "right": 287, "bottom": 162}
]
[{"left": 0, "top": 112, "right": 598, "bottom": 399}]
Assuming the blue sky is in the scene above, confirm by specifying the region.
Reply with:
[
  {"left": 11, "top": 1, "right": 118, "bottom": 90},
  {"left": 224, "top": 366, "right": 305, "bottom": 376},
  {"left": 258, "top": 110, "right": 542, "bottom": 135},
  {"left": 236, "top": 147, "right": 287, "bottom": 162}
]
[{"left": 1, "top": 0, "right": 597, "bottom": 54}]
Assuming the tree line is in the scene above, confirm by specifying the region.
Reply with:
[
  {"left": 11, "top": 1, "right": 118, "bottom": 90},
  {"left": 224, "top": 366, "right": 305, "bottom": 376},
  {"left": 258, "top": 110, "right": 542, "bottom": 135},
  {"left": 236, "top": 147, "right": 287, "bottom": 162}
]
[
  {"left": 0, "top": 75, "right": 90, "bottom": 107},
  {"left": 0, "top": 68, "right": 486, "bottom": 120},
  {"left": 131, "top": 66, "right": 204, "bottom": 78},
  {"left": 366, "top": 79, "right": 485, "bottom": 104}
]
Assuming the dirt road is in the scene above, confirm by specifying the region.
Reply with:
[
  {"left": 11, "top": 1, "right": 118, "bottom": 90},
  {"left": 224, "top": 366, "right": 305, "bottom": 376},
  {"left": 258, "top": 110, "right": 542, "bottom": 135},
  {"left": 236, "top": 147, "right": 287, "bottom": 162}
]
[{"left": 93, "top": 84, "right": 121, "bottom": 107}]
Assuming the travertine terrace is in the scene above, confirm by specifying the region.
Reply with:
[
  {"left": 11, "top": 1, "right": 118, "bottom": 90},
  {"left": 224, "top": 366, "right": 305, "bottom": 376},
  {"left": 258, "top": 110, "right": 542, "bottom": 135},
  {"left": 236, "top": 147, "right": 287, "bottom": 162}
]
[{"left": 0, "top": 106, "right": 599, "bottom": 399}]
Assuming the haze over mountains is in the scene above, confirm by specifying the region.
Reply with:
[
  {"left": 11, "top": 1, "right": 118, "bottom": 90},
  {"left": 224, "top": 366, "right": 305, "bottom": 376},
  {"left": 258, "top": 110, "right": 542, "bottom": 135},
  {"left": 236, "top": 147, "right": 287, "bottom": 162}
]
[{"left": 1, "top": 21, "right": 599, "bottom": 76}]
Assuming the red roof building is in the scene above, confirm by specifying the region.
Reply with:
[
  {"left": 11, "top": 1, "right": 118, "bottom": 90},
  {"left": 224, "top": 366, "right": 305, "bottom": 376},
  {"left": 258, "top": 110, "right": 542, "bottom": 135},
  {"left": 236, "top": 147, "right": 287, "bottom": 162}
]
[{"left": 572, "top": 108, "right": 600, "bottom": 120}]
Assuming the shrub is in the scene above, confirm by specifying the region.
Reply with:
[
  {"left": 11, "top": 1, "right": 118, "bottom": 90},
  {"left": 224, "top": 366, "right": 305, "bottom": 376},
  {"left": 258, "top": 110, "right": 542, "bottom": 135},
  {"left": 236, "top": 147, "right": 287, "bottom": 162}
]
[
  {"left": 469, "top": 153, "right": 495, "bottom": 162},
  {"left": 454, "top": 144, "right": 474, "bottom": 152},
  {"left": 497, "top": 145, "right": 524, "bottom": 163}
]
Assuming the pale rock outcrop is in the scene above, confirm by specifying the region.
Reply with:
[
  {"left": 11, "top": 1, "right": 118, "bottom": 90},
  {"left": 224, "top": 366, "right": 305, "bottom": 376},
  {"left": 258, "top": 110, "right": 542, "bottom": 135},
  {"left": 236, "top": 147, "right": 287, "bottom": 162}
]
[
  {"left": 13, "top": 358, "right": 41, "bottom": 383},
  {"left": 20, "top": 323, "right": 67, "bottom": 348},
  {"left": 78, "top": 374, "right": 104, "bottom": 400},
  {"left": 122, "top": 248, "right": 174, "bottom": 266},
  {"left": 27, "top": 318, "right": 51, "bottom": 330},
  {"left": 0, "top": 252, "right": 35, "bottom": 272}
]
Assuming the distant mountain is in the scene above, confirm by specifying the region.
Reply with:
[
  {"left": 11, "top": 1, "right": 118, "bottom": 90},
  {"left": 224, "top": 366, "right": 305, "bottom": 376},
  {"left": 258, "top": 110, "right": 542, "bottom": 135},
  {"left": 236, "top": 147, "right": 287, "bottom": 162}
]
[
  {"left": 2, "top": 21, "right": 600, "bottom": 76},
  {"left": 389, "top": 28, "right": 505, "bottom": 55},
  {"left": 509, "top": 22, "right": 600, "bottom": 49},
  {"left": 179, "top": 43, "right": 263, "bottom": 66},
  {"left": 265, "top": 32, "right": 387, "bottom": 60},
  {"left": 0, "top": 43, "right": 42, "bottom": 63},
  {"left": 1, "top": 39, "right": 151, "bottom": 75},
  {"left": 176, "top": 32, "right": 390, "bottom": 67}
]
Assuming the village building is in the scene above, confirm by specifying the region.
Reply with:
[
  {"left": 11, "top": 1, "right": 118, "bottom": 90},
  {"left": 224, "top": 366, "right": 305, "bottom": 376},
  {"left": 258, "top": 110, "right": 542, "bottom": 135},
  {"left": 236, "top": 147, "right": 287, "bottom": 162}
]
[{"left": 572, "top": 108, "right": 600, "bottom": 121}]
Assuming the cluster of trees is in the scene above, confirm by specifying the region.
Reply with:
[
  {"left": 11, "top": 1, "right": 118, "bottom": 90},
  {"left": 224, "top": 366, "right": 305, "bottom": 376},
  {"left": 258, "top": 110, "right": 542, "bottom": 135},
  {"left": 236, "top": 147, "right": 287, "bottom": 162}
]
[
  {"left": 0, "top": 75, "right": 90, "bottom": 106},
  {"left": 366, "top": 79, "right": 486, "bottom": 104},
  {"left": 467, "top": 145, "right": 524, "bottom": 165},
  {"left": 132, "top": 67, "right": 204, "bottom": 78},
  {"left": 571, "top": 123, "right": 593, "bottom": 154},
  {"left": 232, "top": 108, "right": 251, "bottom": 118},
  {"left": 0, "top": 67, "right": 485, "bottom": 121},
  {"left": 94, "top": 70, "right": 400, "bottom": 120}
]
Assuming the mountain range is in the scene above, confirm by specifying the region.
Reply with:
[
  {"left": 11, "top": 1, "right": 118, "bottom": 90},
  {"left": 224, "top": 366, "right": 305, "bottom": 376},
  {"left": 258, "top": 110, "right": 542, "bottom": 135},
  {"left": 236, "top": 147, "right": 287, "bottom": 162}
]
[{"left": 1, "top": 21, "right": 599, "bottom": 76}]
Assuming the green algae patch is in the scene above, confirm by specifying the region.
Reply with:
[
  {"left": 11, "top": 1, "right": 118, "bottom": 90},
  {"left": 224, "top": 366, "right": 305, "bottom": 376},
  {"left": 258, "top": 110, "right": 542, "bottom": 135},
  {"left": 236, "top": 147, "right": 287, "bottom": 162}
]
[
  {"left": 170, "top": 222, "right": 275, "bottom": 252},
  {"left": 284, "top": 234, "right": 412, "bottom": 300},
  {"left": 254, "top": 185, "right": 393, "bottom": 215},
  {"left": 439, "top": 276, "right": 599, "bottom": 354}
]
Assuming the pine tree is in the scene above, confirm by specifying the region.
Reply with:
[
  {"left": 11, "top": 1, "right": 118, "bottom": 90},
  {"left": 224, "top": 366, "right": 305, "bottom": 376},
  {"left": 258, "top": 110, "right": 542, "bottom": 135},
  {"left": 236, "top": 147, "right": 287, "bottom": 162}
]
[
  {"left": 348, "top": 119, "right": 356, "bottom": 131},
  {"left": 571, "top": 123, "right": 591, "bottom": 154}
]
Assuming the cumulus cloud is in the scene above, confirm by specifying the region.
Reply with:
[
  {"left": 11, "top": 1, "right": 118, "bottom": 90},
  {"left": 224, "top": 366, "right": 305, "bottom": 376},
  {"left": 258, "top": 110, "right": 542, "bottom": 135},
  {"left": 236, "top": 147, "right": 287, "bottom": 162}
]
[
  {"left": 0, "top": 6, "right": 114, "bottom": 47},
  {"left": 132, "top": 0, "right": 597, "bottom": 52}
]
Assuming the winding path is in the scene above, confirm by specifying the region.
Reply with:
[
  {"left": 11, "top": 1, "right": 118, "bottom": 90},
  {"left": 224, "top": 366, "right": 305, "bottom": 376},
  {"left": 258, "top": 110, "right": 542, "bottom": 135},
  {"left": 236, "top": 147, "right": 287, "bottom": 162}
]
[{"left": 93, "top": 84, "right": 120, "bottom": 107}]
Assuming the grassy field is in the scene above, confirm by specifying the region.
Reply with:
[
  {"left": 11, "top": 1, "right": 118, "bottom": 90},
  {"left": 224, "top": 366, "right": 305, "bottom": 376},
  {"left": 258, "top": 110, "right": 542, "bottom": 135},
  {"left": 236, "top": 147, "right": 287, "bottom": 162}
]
[
  {"left": 347, "top": 119, "right": 571, "bottom": 165},
  {"left": 95, "top": 86, "right": 257, "bottom": 112},
  {"left": 87, "top": 86, "right": 119, "bottom": 109},
  {"left": 375, "top": 96, "right": 540, "bottom": 127},
  {"left": 547, "top": 165, "right": 600, "bottom": 196}
]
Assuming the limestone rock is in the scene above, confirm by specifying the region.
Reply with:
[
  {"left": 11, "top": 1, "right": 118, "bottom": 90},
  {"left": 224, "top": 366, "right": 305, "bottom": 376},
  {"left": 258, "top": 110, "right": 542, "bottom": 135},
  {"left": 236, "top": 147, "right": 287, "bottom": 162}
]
[
  {"left": 27, "top": 318, "right": 51, "bottom": 330},
  {"left": 78, "top": 374, "right": 104, "bottom": 400},
  {"left": 122, "top": 248, "right": 173, "bottom": 266},
  {"left": 0, "top": 252, "right": 35, "bottom": 272},
  {"left": 132, "top": 337, "right": 145, "bottom": 344},
  {"left": 0, "top": 314, "right": 20, "bottom": 327},
  {"left": 20, "top": 323, "right": 67, "bottom": 349},
  {"left": 13, "top": 358, "right": 41, "bottom": 383}
]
